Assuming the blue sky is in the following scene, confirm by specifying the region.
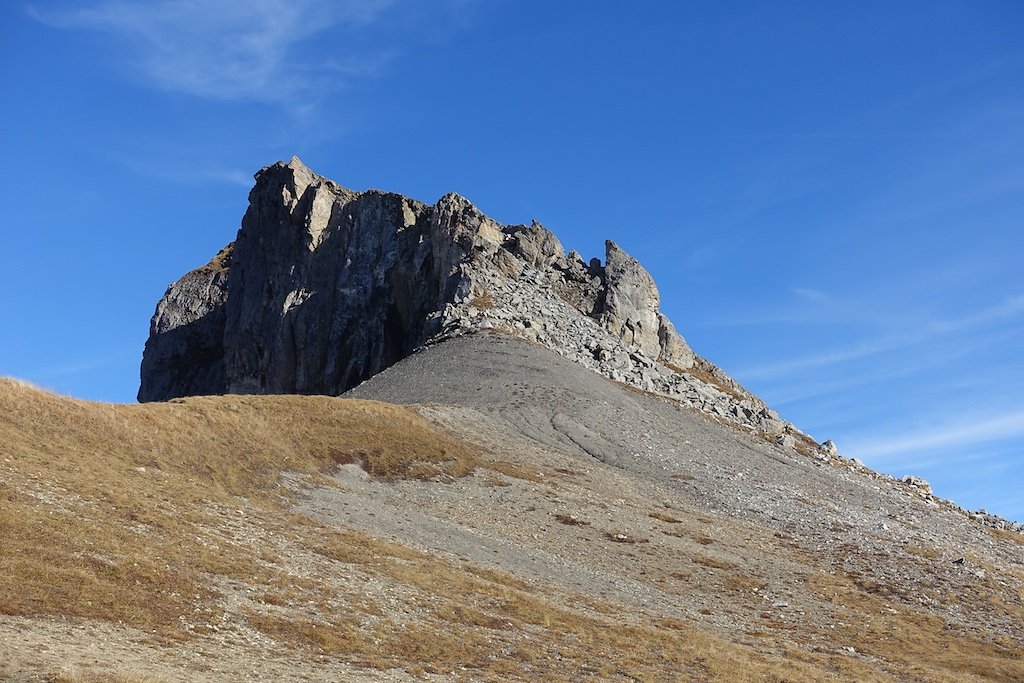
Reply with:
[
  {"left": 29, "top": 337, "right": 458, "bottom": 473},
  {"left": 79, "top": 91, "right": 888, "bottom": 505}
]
[{"left": 1, "top": 1, "right": 1022, "bottom": 520}]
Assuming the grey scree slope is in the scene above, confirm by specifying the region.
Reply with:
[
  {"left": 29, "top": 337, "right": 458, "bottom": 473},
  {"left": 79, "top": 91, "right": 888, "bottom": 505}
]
[{"left": 341, "top": 333, "right": 1023, "bottom": 641}]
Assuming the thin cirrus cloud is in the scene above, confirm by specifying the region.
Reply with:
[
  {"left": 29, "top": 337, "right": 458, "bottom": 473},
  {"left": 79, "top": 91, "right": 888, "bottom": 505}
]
[
  {"left": 201, "top": 168, "right": 258, "bottom": 188},
  {"left": 734, "top": 293, "right": 1024, "bottom": 381},
  {"left": 34, "top": 350, "right": 136, "bottom": 378},
  {"left": 845, "top": 408, "right": 1024, "bottom": 463},
  {"left": 29, "top": 0, "right": 401, "bottom": 106}
]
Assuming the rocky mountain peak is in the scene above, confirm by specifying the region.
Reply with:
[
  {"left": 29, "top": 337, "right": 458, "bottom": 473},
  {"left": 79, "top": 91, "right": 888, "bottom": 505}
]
[{"left": 139, "top": 159, "right": 797, "bottom": 440}]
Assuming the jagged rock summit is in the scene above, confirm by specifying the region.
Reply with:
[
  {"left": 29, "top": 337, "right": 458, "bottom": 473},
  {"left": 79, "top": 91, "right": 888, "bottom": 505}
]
[{"left": 140, "top": 157, "right": 785, "bottom": 435}]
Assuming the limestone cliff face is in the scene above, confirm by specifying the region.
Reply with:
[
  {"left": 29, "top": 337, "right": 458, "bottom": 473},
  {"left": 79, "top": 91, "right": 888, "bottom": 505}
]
[
  {"left": 216, "top": 161, "right": 495, "bottom": 396},
  {"left": 139, "top": 157, "right": 697, "bottom": 403},
  {"left": 138, "top": 246, "right": 232, "bottom": 402},
  {"left": 602, "top": 241, "right": 693, "bottom": 369}
]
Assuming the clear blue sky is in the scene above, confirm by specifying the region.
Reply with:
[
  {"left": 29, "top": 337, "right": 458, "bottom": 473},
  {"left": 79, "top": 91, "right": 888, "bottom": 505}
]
[{"left": 2, "top": 1, "right": 1022, "bottom": 520}]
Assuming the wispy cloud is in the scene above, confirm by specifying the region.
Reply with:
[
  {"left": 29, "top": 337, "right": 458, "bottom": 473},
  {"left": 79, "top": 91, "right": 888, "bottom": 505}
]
[
  {"left": 847, "top": 407, "right": 1024, "bottom": 463},
  {"left": 735, "top": 293, "right": 1024, "bottom": 380},
  {"left": 30, "top": 0, "right": 399, "bottom": 107},
  {"left": 36, "top": 351, "right": 135, "bottom": 378},
  {"left": 201, "top": 168, "right": 258, "bottom": 188},
  {"left": 791, "top": 287, "right": 830, "bottom": 304},
  {"left": 105, "top": 149, "right": 263, "bottom": 187},
  {"left": 740, "top": 336, "right": 906, "bottom": 381},
  {"left": 926, "top": 293, "right": 1024, "bottom": 334},
  {"left": 683, "top": 245, "right": 721, "bottom": 270},
  {"left": 762, "top": 361, "right": 934, "bottom": 407}
]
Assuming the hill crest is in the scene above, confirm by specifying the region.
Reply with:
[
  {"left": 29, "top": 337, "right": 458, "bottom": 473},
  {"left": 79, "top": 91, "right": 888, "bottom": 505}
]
[{"left": 140, "top": 158, "right": 796, "bottom": 439}]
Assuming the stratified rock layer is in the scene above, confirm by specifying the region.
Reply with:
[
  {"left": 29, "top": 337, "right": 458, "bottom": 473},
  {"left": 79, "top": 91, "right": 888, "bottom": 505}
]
[{"left": 141, "top": 158, "right": 789, "bottom": 436}]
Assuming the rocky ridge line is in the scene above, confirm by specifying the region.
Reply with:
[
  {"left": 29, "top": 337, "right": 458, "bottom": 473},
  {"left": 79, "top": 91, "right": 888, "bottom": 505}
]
[
  {"left": 140, "top": 157, "right": 790, "bottom": 436},
  {"left": 431, "top": 242, "right": 792, "bottom": 436}
]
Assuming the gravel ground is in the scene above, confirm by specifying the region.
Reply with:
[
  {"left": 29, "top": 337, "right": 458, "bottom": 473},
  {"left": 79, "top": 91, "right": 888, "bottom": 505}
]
[{"left": 346, "top": 333, "right": 1024, "bottom": 643}]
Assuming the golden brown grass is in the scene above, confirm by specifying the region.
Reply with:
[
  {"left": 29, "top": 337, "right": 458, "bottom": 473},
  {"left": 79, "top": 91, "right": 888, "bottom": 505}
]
[
  {"left": 989, "top": 526, "right": 1024, "bottom": 546},
  {"left": 245, "top": 611, "right": 370, "bottom": 657},
  {"left": 906, "top": 544, "right": 942, "bottom": 559},
  {"left": 724, "top": 572, "right": 768, "bottom": 592},
  {"left": 469, "top": 292, "right": 497, "bottom": 309},
  {"left": 226, "top": 520, "right": 895, "bottom": 681},
  {"left": 789, "top": 430, "right": 827, "bottom": 458},
  {"left": 343, "top": 557, "right": 890, "bottom": 682},
  {"left": 51, "top": 671, "right": 163, "bottom": 683},
  {"left": 692, "top": 554, "right": 736, "bottom": 570},
  {"left": 553, "top": 512, "right": 589, "bottom": 526},
  {"left": 649, "top": 510, "right": 683, "bottom": 523},
  {"left": 0, "top": 379, "right": 475, "bottom": 636},
  {"left": 808, "top": 570, "right": 1024, "bottom": 682},
  {"left": 484, "top": 460, "right": 546, "bottom": 482}
]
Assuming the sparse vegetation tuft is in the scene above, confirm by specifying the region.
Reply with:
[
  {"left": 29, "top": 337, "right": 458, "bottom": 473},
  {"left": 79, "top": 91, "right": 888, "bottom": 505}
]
[
  {"left": 554, "top": 513, "right": 589, "bottom": 526},
  {"left": 692, "top": 554, "right": 736, "bottom": 570},
  {"left": 52, "top": 672, "right": 164, "bottom": 683},
  {"left": 988, "top": 526, "right": 1024, "bottom": 546},
  {"left": 906, "top": 545, "right": 941, "bottom": 560},
  {"left": 483, "top": 460, "right": 546, "bottom": 482},
  {"left": 649, "top": 510, "right": 683, "bottom": 523},
  {"left": 470, "top": 292, "right": 497, "bottom": 309}
]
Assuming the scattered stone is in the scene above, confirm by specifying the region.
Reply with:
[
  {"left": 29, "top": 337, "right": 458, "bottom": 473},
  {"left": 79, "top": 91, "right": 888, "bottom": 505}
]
[{"left": 902, "top": 476, "right": 933, "bottom": 495}]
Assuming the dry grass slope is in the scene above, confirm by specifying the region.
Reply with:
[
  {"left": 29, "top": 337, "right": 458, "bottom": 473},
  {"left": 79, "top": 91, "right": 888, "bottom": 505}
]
[
  {"left": 0, "top": 379, "right": 476, "bottom": 637},
  {"left": 51, "top": 672, "right": 163, "bottom": 683},
  {"left": 1, "top": 377, "right": 1022, "bottom": 682}
]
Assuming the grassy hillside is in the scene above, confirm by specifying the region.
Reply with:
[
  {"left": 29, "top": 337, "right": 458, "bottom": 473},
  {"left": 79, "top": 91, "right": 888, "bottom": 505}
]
[{"left": 1, "top": 378, "right": 1022, "bottom": 682}]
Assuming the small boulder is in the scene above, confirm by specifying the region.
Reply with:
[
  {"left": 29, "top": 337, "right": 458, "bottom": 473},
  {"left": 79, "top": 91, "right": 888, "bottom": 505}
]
[{"left": 503, "top": 221, "right": 565, "bottom": 270}]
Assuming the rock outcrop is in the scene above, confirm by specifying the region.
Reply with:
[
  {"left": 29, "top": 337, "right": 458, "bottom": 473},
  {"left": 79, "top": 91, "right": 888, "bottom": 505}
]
[
  {"left": 139, "top": 245, "right": 232, "bottom": 402},
  {"left": 140, "top": 157, "right": 789, "bottom": 436}
]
